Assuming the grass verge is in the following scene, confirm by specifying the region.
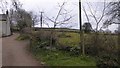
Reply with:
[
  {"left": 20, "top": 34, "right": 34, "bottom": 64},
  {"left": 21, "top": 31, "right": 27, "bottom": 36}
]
[
  {"left": 16, "top": 34, "right": 30, "bottom": 40},
  {"left": 31, "top": 48, "right": 96, "bottom": 66}
]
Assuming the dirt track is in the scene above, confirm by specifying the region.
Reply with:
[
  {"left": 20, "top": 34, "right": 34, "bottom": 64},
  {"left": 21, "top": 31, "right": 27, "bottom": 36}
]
[{"left": 2, "top": 33, "right": 41, "bottom": 66}]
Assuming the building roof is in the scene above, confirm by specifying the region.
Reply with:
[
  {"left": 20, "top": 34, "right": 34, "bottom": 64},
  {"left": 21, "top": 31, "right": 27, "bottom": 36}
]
[{"left": 0, "top": 14, "right": 7, "bottom": 21}]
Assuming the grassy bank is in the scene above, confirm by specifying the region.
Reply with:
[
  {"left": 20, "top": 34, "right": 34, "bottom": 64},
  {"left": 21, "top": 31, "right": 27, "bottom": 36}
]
[
  {"left": 18, "top": 29, "right": 119, "bottom": 66},
  {"left": 29, "top": 31, "right": 97, "bottom": 66},
  {"left": 32, "top": 48, "right": 96, "bottom": 66}
]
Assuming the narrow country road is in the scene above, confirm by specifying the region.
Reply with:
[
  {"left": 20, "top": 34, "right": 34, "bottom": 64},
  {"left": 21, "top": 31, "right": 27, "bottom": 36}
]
[{"left": 2, "top": 33, "right": 41, "bottom": 66}]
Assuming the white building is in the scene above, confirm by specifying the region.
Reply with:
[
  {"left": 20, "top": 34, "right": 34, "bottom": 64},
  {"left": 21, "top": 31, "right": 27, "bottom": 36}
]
[{"left": 0, "top": 14, "right": 11, "bottom": 37}]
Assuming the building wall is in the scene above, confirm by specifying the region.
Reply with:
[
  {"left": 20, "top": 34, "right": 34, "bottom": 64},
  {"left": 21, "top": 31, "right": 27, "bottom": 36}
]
[
  {"left": 0, "top": 21, "right": 2, "bottom": 37},
  {"left": 2, "top": 21, "right": 7, "bottom": 36},
  {"left": 0, "top": 30, "right": 1, "bottom": 67},
  {"left": 0, "top": 15, "right": 11, "bottom": 37},
  {"left": 2, "top": 21, "right": 11, "bottom": 36},
  {"left": 6, "top": 16, "right": 11, "bottom": 36}
]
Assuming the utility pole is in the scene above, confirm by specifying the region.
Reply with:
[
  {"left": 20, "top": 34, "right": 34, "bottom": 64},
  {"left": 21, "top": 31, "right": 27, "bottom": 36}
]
[
  {"left": 79, "top": 0, "right": 82, "bottom": 31},
  {"left": 40, "top": 11, "right": 44, "bottom": 28},
  {"left": 79, "top": 0, "right": 85, "bottom": 55}
]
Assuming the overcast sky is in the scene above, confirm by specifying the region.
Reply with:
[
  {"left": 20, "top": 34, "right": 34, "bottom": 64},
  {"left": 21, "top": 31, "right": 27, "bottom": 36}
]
[
  {"left": 19, "top": 0, "right": 118, "bottom": 32},
  {"left": 17, "top": 0, "right": 79, "bottom": 29},
  {"left": 0, "top": 0, "right": 118, "bottom": 32}
]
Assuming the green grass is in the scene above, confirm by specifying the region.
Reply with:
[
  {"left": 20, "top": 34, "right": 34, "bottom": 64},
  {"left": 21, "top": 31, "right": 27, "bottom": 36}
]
[
  {"left": 30, "top": 30, "right": 118, "bottom": 66},
  {"left": 32, "top": 48, "right": 96, "bottom": 66},
  {"left": 58, "top": 32, "right": 80, "bottom": 47},
  {"left": 30, "top": 31, "right": 97, "bottom": 66},
  {"left": 16, "top": 34, "right": 30, "bottom": 40}
]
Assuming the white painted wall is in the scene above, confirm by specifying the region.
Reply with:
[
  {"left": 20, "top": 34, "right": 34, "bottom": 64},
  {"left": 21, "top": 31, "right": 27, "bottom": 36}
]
[
  {"left": 2, "top": 21, "right": 11, "bottom": 36},
  {"left": 0, "top": 37, "right": 2, "bottom": 67},
  {"left": 0, "top": 21, "right": 2, "bottom": 67},
  {"left": 2, "top": 21, "right": 7, "bottom": 36},
  {"left": 0, "top": 21, "right": 2, "bottom": 37},
  {"left": 6, "top": 16, "right": 11, "bottom": 36},
  {"left": 0, "top": 16, "right": 11, "bottom": 37}
]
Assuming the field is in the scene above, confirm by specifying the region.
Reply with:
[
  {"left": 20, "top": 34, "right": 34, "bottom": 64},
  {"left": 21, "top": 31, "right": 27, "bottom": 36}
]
[
  {"left": 58, "top": 32, "right": 80, "bottom": 47},
  {"left": 20, "top": 28, "right": 119, "bottom": 66}
]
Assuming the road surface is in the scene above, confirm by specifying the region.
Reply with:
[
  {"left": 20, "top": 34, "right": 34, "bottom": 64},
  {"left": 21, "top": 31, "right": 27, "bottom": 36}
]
[{"left": 2, "top": 33, "right": 41, "bottom": 66}]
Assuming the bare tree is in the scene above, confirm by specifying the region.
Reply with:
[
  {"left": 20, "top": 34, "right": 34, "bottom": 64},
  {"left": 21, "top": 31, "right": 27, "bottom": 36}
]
[
  {"left": 11, "top": 0, "right": 22, "bottom": 11},
  {"left": 46, "top": 2, "right": 73, "bottom": 29},
  {"left": 44, "top": 2, "right": 74, "bottom": 47},
  {"left": 103, "top": 1, "right": 120, "bottom": 57},
  {"left": 0, "top": 0, "right": 8, "bottom": 14},
  {"left": 86, "top": 1, "right": 109, "bottom": 31},
  {"left": 16, "top": 9, "right": 32, "bottom": 30},
  {"left": 11, "top": 0, "right": 32, "bottom": 34},
  {"left": 82, "top": 1, "right": 110, "bottom": 55},
  {"left": 103, "top": 1, "right": 120, "bottom": 32},
  {"left": 29, "top": 11, "right": 39, "bottom": 28},
  {"left": 82, "top": 5, "right": 90, "bottom": 23}
]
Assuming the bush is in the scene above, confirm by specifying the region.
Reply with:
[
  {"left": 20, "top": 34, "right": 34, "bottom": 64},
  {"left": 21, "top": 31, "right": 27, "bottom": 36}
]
[
  {"left": 16, "top": 34, "right": 30, "bottom": 40},
  {"left": 69, "top": 46, "right": 81, "bottom": 56},
  {"left": 30, "top": 30, "right": 59, "bottom": 51},
  {"left": 84, "top": 33, "right": 118, "bottom": 56},
  {"left": 56, "top": 45, "right": 81, "bottom": 56},
  {"left": 96, "top": 54, "right": 119, "bottom": 68},
  {"left": 31, "top": 31, "right": 51, "bottom": 40}
]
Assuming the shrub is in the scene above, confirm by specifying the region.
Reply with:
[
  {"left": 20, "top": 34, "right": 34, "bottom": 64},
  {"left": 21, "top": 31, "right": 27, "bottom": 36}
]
[
  {"left": 31, "top": 30, "right": 51, "bottom": 41},
  {"left": 16, "top": 34, "right": 30, "bottom": 40},
  {"left": 84, "top": 33, "right": 118, "bottom": 56},
  {"left": 56, "top": 45, "right": 81, "bottom": 56},
  {"left": 30, "top": 30, "right": 59, "bottom": 51},
  {"left": 84, "top": 33, "right": 98, "bottom": 56},
  {"left": 96, "top": 54, "right": 119, "bottom": 68},
  {"left": 69, "top": 46, "right": 81, "bottom": 56}
]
